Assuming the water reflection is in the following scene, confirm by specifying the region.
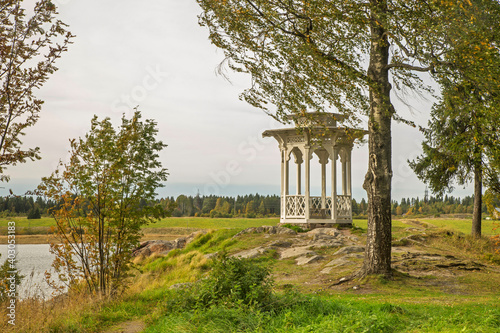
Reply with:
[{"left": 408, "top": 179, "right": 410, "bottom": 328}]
[{"left": 0, "top": 244, "right": 62, "bottom": 299}]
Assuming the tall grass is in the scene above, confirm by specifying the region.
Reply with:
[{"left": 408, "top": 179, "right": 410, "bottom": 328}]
[{"left": 144, "top": 295, "right": 500, "bottom": 333}]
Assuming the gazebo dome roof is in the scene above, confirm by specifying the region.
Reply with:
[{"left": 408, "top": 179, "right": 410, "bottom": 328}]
[
  {"left": 286, "top": 112, "right": 346, "bottom": 128},
  {"left": 262, "top": 112, "right": 367, "bottom": 142}
]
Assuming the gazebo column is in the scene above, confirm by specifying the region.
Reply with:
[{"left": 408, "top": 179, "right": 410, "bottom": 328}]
[
  {"left": 317, "top": 150, "right": 329, "bottom": 211},
  {"left": 342, "top": 151, "right": 347, "bottom": 195},
  {"left": 304, "top": 145, "right": 311, "bottom": 220},
  {"left": 347, "top": 150, "right": 352, "bottom": 196},
  {"left": 331, "top": 148, "right": 338, "bottom": 221},
  {"left": 296, "top": 159, "right": 302, "bottom": 195},
  {"left": 281, "top": 149, "right": 290, "bottom": 219},
  {"left": 280, "top": 149, "right": 285, "bottom": 219},
  {"left": 285, "top": 154, "right": 289, "bottom": 196},
  {"left": 321, "top": 161, "right": 326, "bottom": 209},
  {"left": 347, "top": 150, "right": 352, "bottom": 219}
]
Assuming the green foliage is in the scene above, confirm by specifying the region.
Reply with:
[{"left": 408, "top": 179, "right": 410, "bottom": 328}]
[
  {"left": 156, "top": 253, "right": 276, "bottom": 314},
  {"left": 0, "top": 1, "right": 74, "bottom": 181},
  {"left": 27, "top": 207, "right": 41, "bottom": 219},
  {"left": 0, "top": 196, "right": 54, "bottom": 217},
  {"left": 392, "top": 195, "right": 484, "bottom": 217},
  {"left": 408, "top": 1, "right": 500, "bottom": 238},
  {"left": 409, "top": 80, "right": 500, "bottom": 196},
  {"left": 484, "top": 189, "right": 500, "bottom": 218},
  {"left": 194, "top": 253, "right": 274, "bottom": 309},
  {"left": 165, "top": 194, "right": 280, "bottom": 218},
  {"left": 37, "top": 110, "right": 170, "bottom": 296},
  {"left": 196, "top": 0, "right": 455, "bottom": 122}
]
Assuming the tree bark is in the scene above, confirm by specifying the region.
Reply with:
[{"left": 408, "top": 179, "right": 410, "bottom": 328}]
[
  {"left": 360, "top": 0, "right": 393, "bottom": 278},
  {"left": 471, "top": 161, "right": 482, "bottom": 238}
]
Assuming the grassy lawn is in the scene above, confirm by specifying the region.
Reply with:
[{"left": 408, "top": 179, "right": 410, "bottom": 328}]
[
  {"left": 0, "top": 216, "right": 55, "bottom": 228},
  {"left": 420, "top": 218, "right": 498, "bottom": 236},
  {"left": 0, "top": 216, "right": 279, "bottom": 230},
  {"left": 354, "top": 218, "right": 499, "bottom": 236},
  {"left": 145, "top": 217, "right": 279, "bottom": 230}
]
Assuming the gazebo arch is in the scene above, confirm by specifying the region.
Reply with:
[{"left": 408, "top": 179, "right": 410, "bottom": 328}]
[{"left": 263, "top": 112, "right": 366, "bottom": 228}]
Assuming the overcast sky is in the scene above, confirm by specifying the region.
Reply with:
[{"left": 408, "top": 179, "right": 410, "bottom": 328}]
[{"left": 1, "top": 0, "right": 474, "bottom": 201}]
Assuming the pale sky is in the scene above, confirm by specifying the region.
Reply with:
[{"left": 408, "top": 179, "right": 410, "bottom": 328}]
[{"left": 1, "top": 0, "right": 474, "bottom": 201}]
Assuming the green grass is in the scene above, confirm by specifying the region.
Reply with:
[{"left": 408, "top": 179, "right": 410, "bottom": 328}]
[
  {"left": 0, "top": 216, "right": 55, "bottom": 227},
  {"left": 144, "top": 297, "right": 500, "bottom": 333},
  {"left": 420, "top": 218, "right": 498, "bottom": 236},
  {"left": 145, "top": 217, "right": 279, "bottom": 230},
  {"left": 0, "top": 217, "right": 55, "bottom": 235},
  {"left": 354, "top": 217, "right": 499, "bottom": 237},
  {"left": 0, "top": 216, "right": 279, "bottom": 236}
]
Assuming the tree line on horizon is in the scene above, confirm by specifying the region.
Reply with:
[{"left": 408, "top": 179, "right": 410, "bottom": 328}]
[{"left": 0, "top": 193, "right": 494, "bottom": 219}]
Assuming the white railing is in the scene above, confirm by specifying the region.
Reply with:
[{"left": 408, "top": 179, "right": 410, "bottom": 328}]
[
  {"left": 285, "top": 195, "right": 306, "bottom": 218},
  {"left": 326, "top": 196, "right": 333, "bottom": 216},
  {"left": 284, "top": 195, "right": 351, "bottom": 220},
  {"left": 309, "top": 196, "right": 333, "bottom": 218},
  {"left": 309, "top": 196, "right": 322, "bottom": 217},
  {"left": 336, "top": 195, "right": 351, "bottom": 218}
]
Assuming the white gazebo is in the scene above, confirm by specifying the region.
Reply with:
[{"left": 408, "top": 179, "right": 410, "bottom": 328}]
[{"left": 263, "top": 112, "right": 366, "bottom": 227}]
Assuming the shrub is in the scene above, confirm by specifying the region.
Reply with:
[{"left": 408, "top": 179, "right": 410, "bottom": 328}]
[
  {"left": 164, "top": 253, "right": 275, "bottom": 312},
  {"left": 194, "top": 253, "right": 274, "bottom": 309}
]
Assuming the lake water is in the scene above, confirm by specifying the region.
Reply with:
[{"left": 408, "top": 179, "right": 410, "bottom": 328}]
[{"left": 0, "top": 244, "right": 61, "bottom": 299}]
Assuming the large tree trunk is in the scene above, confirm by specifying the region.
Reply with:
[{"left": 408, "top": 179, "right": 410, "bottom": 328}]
[
  {"left": 360, "top": 0, "right": 393, "bottom": 278},
  {"left": 471, "top": 161, "right": 482, "bottom": 238}
]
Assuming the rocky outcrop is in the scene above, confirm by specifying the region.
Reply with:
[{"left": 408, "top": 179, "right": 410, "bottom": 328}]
[
  {"left": 233, "top": 247, "right": 273, "bottom": 259},
  {"left": 230, "top": 226, "right": 350, "bottom": 266},
  {"left": 296, "top": 255, "right": 324, "bottom": 266},
  {"left": 333, "top": 246, "right": 365, "bottom": 256},
  {"left": 280, "top": 246, "right": 317, "bottom": 259},
  {"left": 132, "top": 230, "right": 208, "bottom": 257},
  {"left": 132, "top": 239, "right": 185, "bottom": 257},
  {"left": 306, "top": 228, "right": 341, "bottom": 237},
  {"left": 233, "top": 226, "right": 297, "bottom": 237}
]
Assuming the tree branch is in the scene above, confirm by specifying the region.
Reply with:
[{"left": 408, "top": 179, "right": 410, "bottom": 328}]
[{"left": 386, "top": 62, "right": 434, "bottom": 72}]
